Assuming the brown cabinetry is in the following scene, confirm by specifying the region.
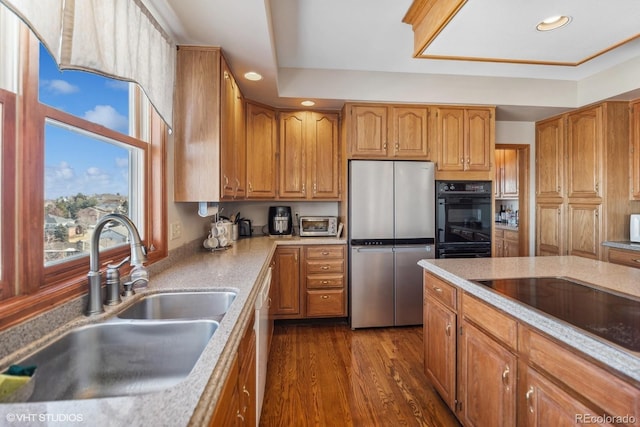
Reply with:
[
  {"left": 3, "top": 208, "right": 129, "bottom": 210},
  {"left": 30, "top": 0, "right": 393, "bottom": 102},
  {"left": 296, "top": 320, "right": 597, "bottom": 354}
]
[
  {"left": 535, "top": 102, "right": 630, "bottom": 259},
  {"left": 174, "top": 46, "right": 246, "bottom": 202},
  {"left": 495, "top": 149, "right": 518, "bottom": 198},
  {"left": 630, "top": 100, "right": 640, "bottom": 199},
  {"left": 607, "top": 247, "right": 640, "bottom": 269},
  {"left": 246, "top": 102, "right": 278, "bottom": 199},
  {"left": 423, "top": 273, "right": 457, "bottom": 411},
  {"left": 279, "top": 111, "right": 340, "bottom": 199},
  {"left": 271, "top": 245, "right": 347, "bottom": 319},
  {"left": 494, "top": 228, "right": 519, "bottom": 257},
  {"left": 271, "top": 246, "right": 301, "bottom": 317},
  {"left": 435, "top": 107, "right": 493, "bottom": 173},
  {"left": 346, "top": 104, "right": 431, "bottom": 159},
  {"left": 209, "top": 313, "right": 256, "bottom": 427}
]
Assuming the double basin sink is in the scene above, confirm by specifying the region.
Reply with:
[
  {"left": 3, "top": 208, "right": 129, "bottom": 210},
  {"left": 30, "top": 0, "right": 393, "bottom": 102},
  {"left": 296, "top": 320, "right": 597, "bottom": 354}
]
[{"left": 9, "top": 291, "right": 236, "bottom": 402}]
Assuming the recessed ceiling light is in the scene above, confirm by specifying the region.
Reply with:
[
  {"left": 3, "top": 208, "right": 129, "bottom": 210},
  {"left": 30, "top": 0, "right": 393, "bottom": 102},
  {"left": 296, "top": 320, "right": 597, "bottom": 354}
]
[
  {"left": 244, "top": 71, "right": 263, "bottom": 81},
  {"left": 301, "top": 100, "right": 315, "bottom": 107},
  {"left": 536, "top": 15, "right": 571, "bottom": 31}
]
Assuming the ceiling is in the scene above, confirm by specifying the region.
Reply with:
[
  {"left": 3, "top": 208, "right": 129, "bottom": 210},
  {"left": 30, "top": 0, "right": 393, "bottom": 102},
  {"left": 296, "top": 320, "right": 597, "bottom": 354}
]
[{"left": 143, "top": 0, "right": 640, "bottom": 121}]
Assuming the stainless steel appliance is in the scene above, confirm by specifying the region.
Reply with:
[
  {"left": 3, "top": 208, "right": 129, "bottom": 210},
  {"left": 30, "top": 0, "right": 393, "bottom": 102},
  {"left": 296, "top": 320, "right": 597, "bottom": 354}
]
[
  {"left": 349, "top": 160, "right": 435, "bottom": 328},
  {"left": 268, "top": 206, "right": 293, "bottom": 236},
  {"left": 436, "top": 181, "right": 492, "bottom": 258},
  {"left": 299, "top": 216, "right": 338, "bottom": 237}
]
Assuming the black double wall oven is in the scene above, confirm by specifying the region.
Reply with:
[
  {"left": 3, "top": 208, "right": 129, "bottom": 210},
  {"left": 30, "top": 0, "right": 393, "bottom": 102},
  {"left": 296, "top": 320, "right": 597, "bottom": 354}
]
[{"left": 436, "top": 181, "right": 492, "bottom": 258}]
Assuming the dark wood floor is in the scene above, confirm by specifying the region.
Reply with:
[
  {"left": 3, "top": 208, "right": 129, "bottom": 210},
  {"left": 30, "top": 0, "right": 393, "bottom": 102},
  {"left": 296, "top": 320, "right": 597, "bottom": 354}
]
[{"left": 259, "top": 322, "right": 461, "bottom": 427}]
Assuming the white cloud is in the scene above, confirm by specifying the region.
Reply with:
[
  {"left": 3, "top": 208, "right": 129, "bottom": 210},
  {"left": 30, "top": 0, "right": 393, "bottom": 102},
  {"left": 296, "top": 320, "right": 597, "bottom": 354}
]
[
  {"left": 105, "top": 80, "right": 130, "bottom": 91},
  {"left": 42, "top": 79, "right": 79, "bottom": 95},
  {"left": 83, "top": 105, "right": 128, "bottom": 132}
]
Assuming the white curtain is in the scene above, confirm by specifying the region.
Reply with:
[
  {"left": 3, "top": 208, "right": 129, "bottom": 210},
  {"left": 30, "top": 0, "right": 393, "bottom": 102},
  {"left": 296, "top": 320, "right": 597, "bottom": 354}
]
[{"left": 0, "top": 0, "right": 175, "bottom": 128}]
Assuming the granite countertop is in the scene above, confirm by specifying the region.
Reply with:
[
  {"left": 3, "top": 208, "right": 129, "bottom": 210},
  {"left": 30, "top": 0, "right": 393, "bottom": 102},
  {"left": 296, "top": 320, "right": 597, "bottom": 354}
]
[
  {"left": 603, "top": 241, "right": 640, "bottom": 252},
  {"left": 418, "top": 256, "right": 640, "bottom": 382},
  {"left": 0, "top": 236, "right": 345, "bottom": 426}
]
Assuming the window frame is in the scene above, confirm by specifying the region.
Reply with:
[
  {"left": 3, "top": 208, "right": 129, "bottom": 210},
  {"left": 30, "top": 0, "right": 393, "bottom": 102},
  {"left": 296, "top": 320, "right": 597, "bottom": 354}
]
[
  {"left": 0, "top": 89, "right": 16, "bottom": 302},
  {"left": 0, "top": 24, "right": 166, "bottom": 329}
]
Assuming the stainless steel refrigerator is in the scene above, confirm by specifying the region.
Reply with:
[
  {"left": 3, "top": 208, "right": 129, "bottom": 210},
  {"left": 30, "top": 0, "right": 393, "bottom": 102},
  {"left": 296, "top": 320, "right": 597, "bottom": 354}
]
[{"left": 349, "top": 160, "right": 435, "bottom": 328}]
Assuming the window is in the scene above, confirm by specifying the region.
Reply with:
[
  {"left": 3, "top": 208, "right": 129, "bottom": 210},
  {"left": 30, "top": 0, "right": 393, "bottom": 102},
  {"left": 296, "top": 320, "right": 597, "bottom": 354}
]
[{"left": 0, "top": 15, "right": 166, "bottom": 327}]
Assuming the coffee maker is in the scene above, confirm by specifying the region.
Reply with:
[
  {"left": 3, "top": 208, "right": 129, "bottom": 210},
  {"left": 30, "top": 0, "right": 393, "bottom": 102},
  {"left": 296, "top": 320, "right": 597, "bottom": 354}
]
[{"left": 268, "top": 206, "right": 293, "bottom": 236}]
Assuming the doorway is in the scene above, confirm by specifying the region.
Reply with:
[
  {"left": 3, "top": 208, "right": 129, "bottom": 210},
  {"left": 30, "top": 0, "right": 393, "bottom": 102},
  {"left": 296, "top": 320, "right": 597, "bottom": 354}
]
[{"left": 495, "top": 144, "right": 530, "bottom": 256}]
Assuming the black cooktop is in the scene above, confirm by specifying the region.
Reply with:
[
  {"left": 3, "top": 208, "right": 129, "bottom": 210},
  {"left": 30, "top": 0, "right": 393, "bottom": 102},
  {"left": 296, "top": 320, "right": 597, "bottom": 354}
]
[{"left": 473, "top": 277, "right": 640, "bottom": 352}]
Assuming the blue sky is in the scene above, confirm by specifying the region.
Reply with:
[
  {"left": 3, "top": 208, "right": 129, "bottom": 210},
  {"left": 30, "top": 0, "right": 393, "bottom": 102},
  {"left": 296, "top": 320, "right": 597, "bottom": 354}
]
[{"left": 40, "top": 44, "right": 132, "bottom": 200}]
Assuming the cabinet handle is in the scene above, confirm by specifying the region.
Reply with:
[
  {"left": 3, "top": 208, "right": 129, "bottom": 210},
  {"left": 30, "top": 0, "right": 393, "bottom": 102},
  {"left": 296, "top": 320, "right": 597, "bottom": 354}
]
[
  {"left": 501, "top": 366, "right": 510, "bottom": 388},
  {"left": 466, "top": 157, "right": 470, "bottom": 164},
  {"left": 224, "top": 175, "right": 229, "bottom": 186},
  {"left": 432, "top": 286, "right": 443, "bottom": 293},
  {"left": 302, "top": 183, "right": 306, "bottom": 195},
  {"left": 321, "top": 280, "right": 329, "bottom": 284},
  {"left": 321, "top": 295, "right": 329, "bottom": 299},
  {"left": 236, "top": 412, "right": 245, "bottom": 422},
  {"left": 243, "top": 387, "right": 250, "bottom": 398},
  {"left": 321, "top": 251, "right": 330, "bottom": 255},
  {"left": 445, "top": 323, "right": 451, "bottom": 336},
  {"left": 395, "top": 142, "right": 399, "bottom": 149},
  {"left": 321, "top": 265, "right": 330, "bottom": 270},
  {"left": 595, "top": 182, "right": 599, "bottom": 192},
  {"left": 383, "top": 142, "right": 387, "bottom": 149},
  {"left": 525, "top": 386, "right": 535, "bottom": 413},
  {"left": 249, "top": 182, "right": 253, "bottom": 193}
]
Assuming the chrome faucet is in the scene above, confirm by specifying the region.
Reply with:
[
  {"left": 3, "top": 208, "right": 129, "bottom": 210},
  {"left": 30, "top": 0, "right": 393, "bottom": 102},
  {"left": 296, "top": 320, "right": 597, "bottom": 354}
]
[{"left": 86, "top": 213, "right": 148, "bottom": 316}]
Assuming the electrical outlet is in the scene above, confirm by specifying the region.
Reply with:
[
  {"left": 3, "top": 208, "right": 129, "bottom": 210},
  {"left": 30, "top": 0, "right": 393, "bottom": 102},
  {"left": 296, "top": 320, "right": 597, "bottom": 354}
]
[{"left": 170, "top": 222, "right": 182, "bottom": 240}]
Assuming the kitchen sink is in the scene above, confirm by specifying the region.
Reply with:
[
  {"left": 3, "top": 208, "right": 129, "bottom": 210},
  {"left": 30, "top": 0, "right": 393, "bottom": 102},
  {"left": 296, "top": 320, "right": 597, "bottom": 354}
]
[
  {"left": 14, "top": 320, "right": 218, "bottom": 402},
  {"left": 117, "top": 291, "right": 236, "bottom": 321}
]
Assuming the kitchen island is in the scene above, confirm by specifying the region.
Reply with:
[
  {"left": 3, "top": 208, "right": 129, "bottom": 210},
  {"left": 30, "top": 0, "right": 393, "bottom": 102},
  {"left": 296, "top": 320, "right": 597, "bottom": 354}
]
[
  {"left": 0, "top": 236, "right": 345, "bottom": 426},
  {"left": 419, "top": 256, "right": 640, "bottom": 426}
]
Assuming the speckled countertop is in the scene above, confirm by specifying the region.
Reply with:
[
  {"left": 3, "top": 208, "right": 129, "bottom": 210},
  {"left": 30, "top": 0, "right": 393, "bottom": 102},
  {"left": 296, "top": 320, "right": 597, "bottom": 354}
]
[
  {"left": 494, "top": 222, "right": 518, "bottom": 231},
  {"left": 603, "top": 241, "right": 640, "bottom": 252},
  {"left": 418, "top": 256, "right": 640, "bottom": 383},
  {"left": 0, "top": 236, "right": 345, "bottom": 427}
]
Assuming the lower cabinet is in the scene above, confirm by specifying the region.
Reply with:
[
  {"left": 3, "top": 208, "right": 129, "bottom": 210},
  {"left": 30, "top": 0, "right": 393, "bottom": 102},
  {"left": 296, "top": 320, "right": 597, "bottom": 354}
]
[
  {"left": 209, "top": 312, "right": 256, "bottom": 427},
  {"left": 271, "top": 244, "right": 346, "bottom": 319},
  {"left": 607, "top": 247, "right": 640, "bottom": 269},
  {"left": 423, "top": 272, "right": 639, "bottom": 427}
]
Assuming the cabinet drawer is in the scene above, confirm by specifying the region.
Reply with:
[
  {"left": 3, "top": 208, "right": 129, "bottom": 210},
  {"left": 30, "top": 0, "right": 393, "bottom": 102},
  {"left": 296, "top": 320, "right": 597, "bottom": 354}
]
[
  {"left": 306, "top": 274, "right": 344, "bottom": 289},
  {"left": 521, "top": 327, "right": 639, "bottom": 422},
  {"left": 462, "top": 293, "right": 517, "bottom": 350},
  {"left": 306, "top": 259, "right": 344, "bottom": 274},
  {"left": 305, "top": 246, "right": 345, "bottom": 259},
  {"left": 494, "top": 228, "right": 504, "bottom": 238},
  {"left": 306, "top": 289, "right": 345, "bottom": 317},
  {"left": 608, "top": 248, "right": 640, "bottom": 269},
  {"left": 424, "top": 272, "right": 457, "bottom": 310},
  {"left": 504, "top": 230, "right": 519, "bottom": 241}
]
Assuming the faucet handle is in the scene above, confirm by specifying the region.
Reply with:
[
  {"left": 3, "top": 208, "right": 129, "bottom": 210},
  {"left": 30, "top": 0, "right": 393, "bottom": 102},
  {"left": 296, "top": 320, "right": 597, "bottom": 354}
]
[{"left": 105, "top": 256, "right": 130, "bottom": 306}]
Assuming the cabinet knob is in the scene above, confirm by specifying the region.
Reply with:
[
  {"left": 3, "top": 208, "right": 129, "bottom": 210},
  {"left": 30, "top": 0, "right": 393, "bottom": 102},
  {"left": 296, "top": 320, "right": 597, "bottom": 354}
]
[{"left": 321, "top": 295, "right": 329, "bottom": 299}]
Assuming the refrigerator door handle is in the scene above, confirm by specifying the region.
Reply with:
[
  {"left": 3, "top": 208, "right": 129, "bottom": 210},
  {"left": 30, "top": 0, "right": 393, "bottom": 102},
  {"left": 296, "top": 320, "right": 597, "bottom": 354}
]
[{"left": 354, "top": 247, "right": 393, "bottom": 253}]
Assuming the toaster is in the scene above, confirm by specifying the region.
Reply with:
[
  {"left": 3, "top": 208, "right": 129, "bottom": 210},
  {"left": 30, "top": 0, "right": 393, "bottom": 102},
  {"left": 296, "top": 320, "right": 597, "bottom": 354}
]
[
  {"left": 631, "top": 214, "right": 640, "bottom": 243},
  {"left": 238, "top": 219, "right": 252, "bottom": 238}
]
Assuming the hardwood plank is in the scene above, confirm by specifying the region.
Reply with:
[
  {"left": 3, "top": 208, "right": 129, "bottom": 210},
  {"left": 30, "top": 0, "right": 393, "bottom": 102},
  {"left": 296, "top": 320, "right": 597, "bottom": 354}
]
[{"left": 260, "top": 323, "right": 460, "bottom": 427}]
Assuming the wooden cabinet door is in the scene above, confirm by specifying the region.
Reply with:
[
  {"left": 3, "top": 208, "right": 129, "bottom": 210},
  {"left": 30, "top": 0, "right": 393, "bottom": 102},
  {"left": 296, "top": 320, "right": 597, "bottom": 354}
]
[
  {"left": 246, "top": 103, "right": 277, "bottom": 198},
  {"left": 392, "top": 107, "right": 429, "bottom": 158},
  {"left": 495, "top": 149, "right": 504, "bottom": 197},
  {"left": 502, "top": 149, "right": 519, "bottom": 197},
  {"left": 233, "top": 83, "right": 246, "bottom": 198},
  {"left": 349, "top": 105, "right": 388, "bottom": 157},
  {"left": 239, "top": 331, "right": 257, "bottom": 427},
  {"left": 208, "top": 354, "right": 240, "bottom": 427},
  {"left": 567, "top": 106, "right": 603, "bottom": 199},
  {"left": 220, "top": 63, "right": 236, "bottom": 199},
  {"left": 521, "top": 367, "right": 612, "bottom": 427},
  {"left": 309, "top": 113, "right": 340, "bottom": 199},
  {"left": 495, "top": 237, "right": 505, "bottom": 257},
  {"left": 271, "top": 247, "right": 301, "bottom": 317},
  {"left": 630, "top": 101, "right": 640, "bottom": 200},
  {"left": 459, "top": 320, "right": 517, "bottom": 427},
  {"left": 174, "top": 47, "right": 222, "bottom": 202},
  {"left": 279, "top": 111, "right": 306, "bottom": 199},
  {"left": 424, "top": 296, "right": 457, "bottom": 410},
  {"left": 436, "top": 107, "right": 465, "bottom": 171},
  {"left": 535, "top": 117, "right": 564, "bottom": 198},
  {"left": 536, "top": 202, "right": 564, "bottom": 256},
  {"left": 567, "top": 203, "right": 601, "bottom": 259},
  {"left": 465, "top": 108, "right": 492, "bottom": 171}
]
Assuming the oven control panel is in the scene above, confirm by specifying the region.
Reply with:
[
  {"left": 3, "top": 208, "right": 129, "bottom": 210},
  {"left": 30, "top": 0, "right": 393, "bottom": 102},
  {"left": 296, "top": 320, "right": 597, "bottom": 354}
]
[{"left": 437, "top": 181, "right": 492, "bottom": 194}]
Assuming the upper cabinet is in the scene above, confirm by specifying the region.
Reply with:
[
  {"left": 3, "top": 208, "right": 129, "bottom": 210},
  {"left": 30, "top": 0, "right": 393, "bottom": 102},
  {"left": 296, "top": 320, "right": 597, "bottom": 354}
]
[
  {"left": 630, "top": 100, "right": 640, "bottom": 200},
  {"left": 435, "top": 107, "right": 492, "bottom": 172},
  {"left": 495, "top": 149, "right": 518, "bottom": 199},
  {"left": 279, "top": 111, "right": 340, "bottom": 200},
  {"left": 174, "top": 46, "right": 246, "bottom": 202},
  {"left": 346, "top": 104, "right": 431, "bottom": 159},
  {"left": 246, "top": 102, "right": 278, "bottom": 199},
  {"left": 535, "top": 117, "right": 564, "bottom": 199},
  {"left": 566, "top": 106, "right": 603, "bottom": 199}
]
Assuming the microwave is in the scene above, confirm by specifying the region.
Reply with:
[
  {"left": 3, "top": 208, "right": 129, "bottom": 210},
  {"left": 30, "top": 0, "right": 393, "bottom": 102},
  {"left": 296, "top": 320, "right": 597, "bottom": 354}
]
[
  {"left": 299, "top": 216, "right": 339, "bottom": 237},
  {"left": 631, "top": 214, "right": 640, "bottom": 242}
]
